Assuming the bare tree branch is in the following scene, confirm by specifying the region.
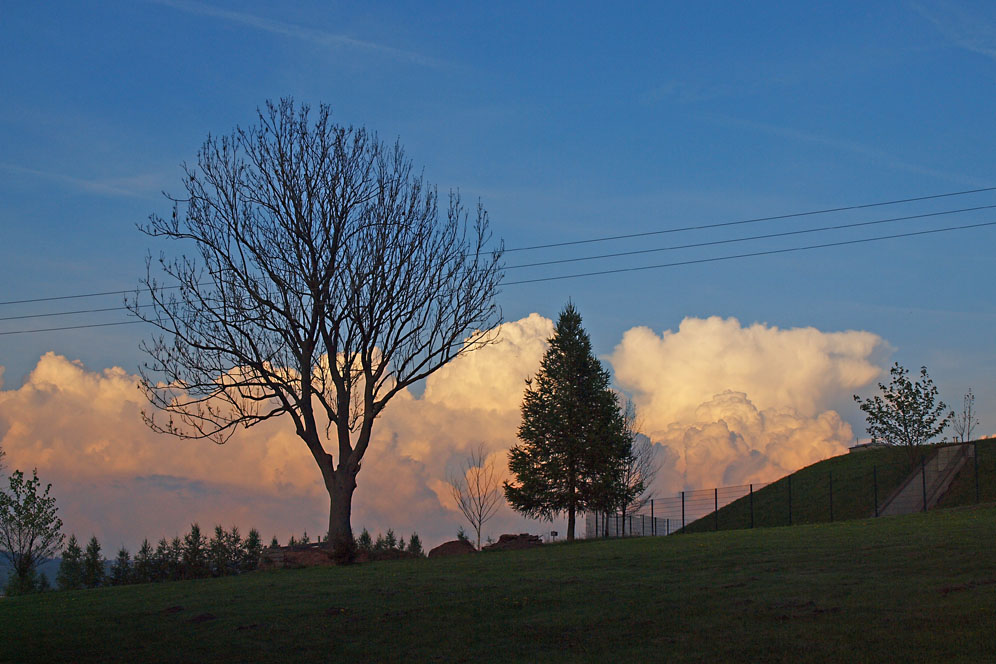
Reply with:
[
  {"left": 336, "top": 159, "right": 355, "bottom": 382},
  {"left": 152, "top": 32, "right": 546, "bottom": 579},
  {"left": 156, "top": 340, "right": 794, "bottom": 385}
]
[
  {"left": 448, "top": 443, "right": 504, "bottom": 550},
  {"left": 129, "top": 99, "right": 503, "bottom": 542}
]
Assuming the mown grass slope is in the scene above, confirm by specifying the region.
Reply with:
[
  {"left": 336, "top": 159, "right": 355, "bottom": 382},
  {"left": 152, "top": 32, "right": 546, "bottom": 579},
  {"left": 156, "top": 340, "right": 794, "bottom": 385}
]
[
  {"left": 937, "top": 438, "right": 996, "bottom": 507},
  {"left": 683, "top": 438, "right": 996, "bottom": 534},
  {"left": 2, "top": 505, "right": 995, "bottom": 662}
]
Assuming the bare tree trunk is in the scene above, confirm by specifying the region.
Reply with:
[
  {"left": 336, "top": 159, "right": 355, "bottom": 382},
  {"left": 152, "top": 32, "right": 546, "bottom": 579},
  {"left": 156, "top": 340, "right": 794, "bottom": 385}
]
[
  {"left": 327, "top": 469, "right": 357, "bottom": 545},
  {"left": 567, "top": 505, "right": 576, "bottom": 542}
]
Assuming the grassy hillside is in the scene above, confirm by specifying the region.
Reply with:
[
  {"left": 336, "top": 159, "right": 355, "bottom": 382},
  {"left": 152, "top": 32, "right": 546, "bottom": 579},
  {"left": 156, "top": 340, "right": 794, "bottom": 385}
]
[
  {"left": 2, "top": 505, "right": 995, "bottom": 662},
  {"left": 683, "top": 444, "right": 916, "bottom": 533},
  {"left": 937, "top": 439, "right": 996, "bottom": 507}
]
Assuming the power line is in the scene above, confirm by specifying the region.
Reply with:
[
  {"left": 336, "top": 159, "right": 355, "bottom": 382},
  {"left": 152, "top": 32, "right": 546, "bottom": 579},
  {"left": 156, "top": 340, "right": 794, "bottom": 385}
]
[
  {"left": 6, "top": 202, "right": 988, "bottom": 321},
  {"left": 0, "top": 304, "right": 154, "bottom": 322},
  {"left": 2, "top": 185, "right": 993, "bottom": 307},
  {"left": 505, "top": 204, "right": 996, "bottom": 270},
  {"left": 0, "top": 320, "right": 143, "bottom": 336},
  {"left": 499, "top": 185, "right": 996, "bottom": 254},
  {"left": 503, "top": 220, "right": 996, "bottom": 285},
  {"left": 0, "top": 285, "right": 182, "bottom": 307},
  {"left": 3, "top": 219, "right": 993, "bottom": 335}
]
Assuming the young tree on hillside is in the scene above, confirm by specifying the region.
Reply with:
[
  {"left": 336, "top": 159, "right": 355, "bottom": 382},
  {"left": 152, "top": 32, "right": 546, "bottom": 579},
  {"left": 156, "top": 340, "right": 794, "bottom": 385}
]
[
  {"left": 242, "top": 529, "right": 263, "bottom": 572},
  {"left": 504, "top": 303, "right": 631, "bottom": 541},
  {"left": 82, "top": 536, "right": 105, "bottom": 589},
  {"left": 133, "top": 539, "right": 155, "bottom": 584},
  {"left": 952, "top": 389, "right": 979, "bottom": 443},
  {"left": 182, "top": 523, "right": 209, "bottom": 579},
  {"left": 57, "top": 535, "right": 85, "bottom": 590},
  {"left": 0, "top": 468, "right": 64, "bottom": 594},
  {"left": 448, "top": 443, "right": 504, "bottom": 549},
  {"left": 128, "top": 98, "right": 503, "bottom": 550},
  {"left": 854, "top": 363, "right": 953, "bottom": 464},
  {"left": 110, "top": 547, "right": 133, "bottom": 586},
  {"left": 407, "top": 533, "right": 424, "bottom": 557}
]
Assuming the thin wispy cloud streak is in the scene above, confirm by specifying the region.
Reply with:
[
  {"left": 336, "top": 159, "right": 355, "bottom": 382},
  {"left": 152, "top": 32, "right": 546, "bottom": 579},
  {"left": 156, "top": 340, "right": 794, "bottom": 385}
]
[
  {"left": 914, "top": 1, "right": 996, "bottom": 60},
  {"left": 704, "top": 114, "right": 986, "bottom": 186},
  {"left": 0, "top": 163, "right": 165, "bottom": 199},
  {"left": 149, "top": 0, "right": 447, "bottom": 68}
]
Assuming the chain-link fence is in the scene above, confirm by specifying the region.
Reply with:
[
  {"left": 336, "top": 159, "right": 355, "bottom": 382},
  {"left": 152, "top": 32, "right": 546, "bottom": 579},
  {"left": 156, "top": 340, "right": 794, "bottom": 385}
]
[{"left": 586, "top": 439, "right": 995, "bottom": 538}]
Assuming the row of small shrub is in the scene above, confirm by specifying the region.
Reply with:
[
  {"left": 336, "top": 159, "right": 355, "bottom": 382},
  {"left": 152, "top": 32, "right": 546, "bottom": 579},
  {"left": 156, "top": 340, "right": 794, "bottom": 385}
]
[
  {"left": 54, "top": 524, "right": 264, "bottom": 591},
  {"left": 355, "top": 528, "right": 424, "bottom": 557}
]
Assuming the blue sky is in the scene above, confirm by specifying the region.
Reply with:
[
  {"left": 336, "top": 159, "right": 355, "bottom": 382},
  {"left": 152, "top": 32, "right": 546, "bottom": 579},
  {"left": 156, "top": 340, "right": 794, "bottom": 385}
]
[{"left": 2, "top": 1, "right": 994, "bottom": 430}]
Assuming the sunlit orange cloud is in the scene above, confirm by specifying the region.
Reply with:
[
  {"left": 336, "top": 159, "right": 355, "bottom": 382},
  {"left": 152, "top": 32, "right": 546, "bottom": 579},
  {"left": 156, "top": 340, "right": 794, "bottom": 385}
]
[
  {"left": 0, "top": 314, "right": 885, "bottom": 551},
  {"left": 0, "top": 315, "right": 556, "bottom": 551},
  {"left": 610, "top": 316, "right": 886, "bottom": 492}
]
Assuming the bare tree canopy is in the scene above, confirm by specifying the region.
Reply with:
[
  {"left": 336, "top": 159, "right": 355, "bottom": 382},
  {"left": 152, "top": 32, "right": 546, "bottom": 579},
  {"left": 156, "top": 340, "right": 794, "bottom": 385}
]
[
  {"left": 448, "top": 444, "right": 504, "bottom": 550},
  {"left": 130, "top": 99, "right": 503, "bottom": 544},
  {"left": 952, "top": 389, "right": 979, "bottom": 443},
  {"left": 618, "top": 398, "right": 659, "bottom": 521}
]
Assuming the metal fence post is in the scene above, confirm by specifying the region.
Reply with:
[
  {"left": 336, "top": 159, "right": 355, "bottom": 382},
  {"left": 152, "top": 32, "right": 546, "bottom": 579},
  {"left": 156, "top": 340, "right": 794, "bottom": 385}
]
[
  {"left": 921, "top": 456, "right": 927, "bottom": 512},
  {"left": 975, "top": 441, "right": 980, "bottom": 504},
  {"left": 873, "top": 466, "right": 879, "bottom": 517},
  {"left": 651, "top": 499, "right": 655, "bottom": 535},
  {"left": 829, "top": 471, "right": 834, "bottom": 523},
  {"left": 749, "top": 484, "right": 754, "bottom": 529},
  {"left": 666, "top": 518, "right": 669, "bottom": 536},
  {"left": 788, "top": 475, "right": 793, "bottom": 526},
  {"left": 714, "top": 487, "right": 719, "bottom": 531},
  {"left": 681, "top": 491, "right": 685, "bottom": 532}
]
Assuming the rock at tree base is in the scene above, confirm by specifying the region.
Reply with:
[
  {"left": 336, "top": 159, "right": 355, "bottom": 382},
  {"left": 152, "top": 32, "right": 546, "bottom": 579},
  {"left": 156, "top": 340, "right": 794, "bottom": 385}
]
[
  {"left": 482, "top": 533, "right": 543, "bottom": 551},
  {"left": 427, "top": 540, "right": 477, "bottom": 558}
]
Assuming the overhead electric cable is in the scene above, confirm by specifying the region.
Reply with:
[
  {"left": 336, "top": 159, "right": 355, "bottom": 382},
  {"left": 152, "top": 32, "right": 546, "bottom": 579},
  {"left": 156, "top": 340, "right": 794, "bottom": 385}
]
[
  {"left": 0, "top": 285, "right": 182, "bottom": 307},
  {"left": 503, "top": 220, "right": 996, "bottom": 285},
  {"left": 1, "top": 185, "right": 993, "bottom": 308},
  {"left": 0, "top": 320, "right": 143, "bottom": 336},
  {"left": 498, "top": 185, "right": 996, "bottom": 254},
  {"left": 0, "top": 304, "right": 154, "bottom": 322},
  {"left": 3, "top": 221, "right": 994, "bottom": 334},
  {"left": 505, "top": 204, "right": 996, "bottom": 270}
]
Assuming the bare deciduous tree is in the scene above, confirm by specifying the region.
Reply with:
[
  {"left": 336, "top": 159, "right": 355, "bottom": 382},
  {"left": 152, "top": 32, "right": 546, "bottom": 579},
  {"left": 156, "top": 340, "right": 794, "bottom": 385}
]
[
  {"left": 952, "top": 388, "right": 979, "bottom": 443},
  {"left": 448, "top": 444, "right": 504, "bottom": 550},
  {"left": 617, "top": 398, "right": 659, "bottom": 533},
  {"left": 130, "top": 99, "right": 503, "bottom": 546}
]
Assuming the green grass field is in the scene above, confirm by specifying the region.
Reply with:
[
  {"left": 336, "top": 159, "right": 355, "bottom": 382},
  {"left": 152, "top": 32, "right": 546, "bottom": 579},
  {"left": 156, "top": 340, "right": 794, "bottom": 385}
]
[
  {"left": 683, "top": 441, "right": 996, "bottom": 534},
  {"left": 937, "top": 439, "right": 996, "bottom": 508},
  {"left": 2, "top": 505, "right": 995, "bottom": 662}
]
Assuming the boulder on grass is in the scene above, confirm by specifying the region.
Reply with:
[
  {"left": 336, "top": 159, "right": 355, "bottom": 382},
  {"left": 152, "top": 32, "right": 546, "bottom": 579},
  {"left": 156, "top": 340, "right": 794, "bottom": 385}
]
[
  {"left": 482, "top": 533, "right": 543, "bottom": 552},
  {"left": 427, "top": 539, "right": 477, "bottom": 558}
]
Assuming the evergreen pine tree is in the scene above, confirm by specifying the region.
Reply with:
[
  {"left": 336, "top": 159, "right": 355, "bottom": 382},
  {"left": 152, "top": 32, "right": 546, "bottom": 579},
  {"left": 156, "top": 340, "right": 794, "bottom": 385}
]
[
  {"left": 134, "top": 539, "right": 154, "bottom": 584},
  {"left": 167, "top": 536, "right": 184, "bottom": 581},
  {"left": 56, "top": 534, "right": 85, "bottom": 590},
  {"left": 226, "top": 526, "right": 242, "bottom": 574},
  {"left": 82, "top": 536, "right": 105, "bottom": 589},
  {"left": 153, "top": 538, "right": 170, "bottom": 582},
  {"left": 110, "top": 547, "right": 132, "bottom": 585},
  {"left": 208, "top": 526, "right": 229, "bottom": 577},
  {"left": 182, "top": 524, "right": 208, "bottom": 579},
  {"left": 407, "top": 533, "right": 424, "bottom": 557},
  {"left": 242, "top": 529, "right": 263, "bottom": 572},
  {"left": 504, "top": 302, "right": 631, "bottom": 540},
  {"left": 355, "top": 529, "right": 373, "bottom": 552}
]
